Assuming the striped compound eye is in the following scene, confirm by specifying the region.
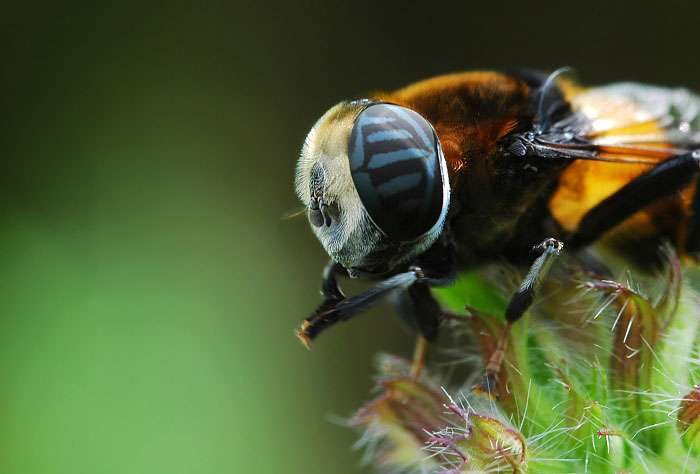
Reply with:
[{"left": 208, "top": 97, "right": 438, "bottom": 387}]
[{"left": 348, "top": 103, "right": 449, "bottom": 242}]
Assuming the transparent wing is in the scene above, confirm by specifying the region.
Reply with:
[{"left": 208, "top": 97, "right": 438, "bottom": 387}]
[{"left": 534, "top": 82, "right": 700, "bottom": 165}]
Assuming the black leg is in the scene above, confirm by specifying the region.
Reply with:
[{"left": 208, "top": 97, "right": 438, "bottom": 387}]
[
  {"left": 505, "top": 238, "right": 564, "bottom": 323},
  {"left": 684, "top": 161, "right": 700, "bottom": 254},
  {"left": 298, "top": 266, "right": 450, "bottom": 348},
  {"left": 392, "top": 282, "right": 443, "bottom": 342},
  {"left": 474, "top": 238, "right": 563, "bottom": 399},
  {"left": 391, "top": 282, "right": 443, "bottom": 378},
  {"left": 406, "top": 284, "right": 442, "bottom": 342},
  {"left": 569, "top": 150, "right": 700, "bottom": 248}
]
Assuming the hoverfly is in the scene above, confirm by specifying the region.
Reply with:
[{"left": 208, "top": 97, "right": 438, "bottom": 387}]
[{"left": 294, "top": 68, "right": 700, "bottom": 392}]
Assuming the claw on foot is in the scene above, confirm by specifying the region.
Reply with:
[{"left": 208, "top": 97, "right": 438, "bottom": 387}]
[
  {"left": 473, "top": 371, "right": 500, "bottom": 400},
  {"left": 297, "top": 321, "right": 313, "bottom": 349}
]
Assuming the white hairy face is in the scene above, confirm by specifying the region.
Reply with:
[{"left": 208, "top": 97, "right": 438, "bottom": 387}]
[{"left": 295, "top": 102, "right": 383, "bottom": 272}]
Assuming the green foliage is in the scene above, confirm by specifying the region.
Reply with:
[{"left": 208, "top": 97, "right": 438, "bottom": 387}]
[{"left": 351, "top": 258, "right": 700, "bottom": 473}]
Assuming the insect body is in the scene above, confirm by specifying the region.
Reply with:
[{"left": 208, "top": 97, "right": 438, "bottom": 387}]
[{"left": 295, "top": 69, "right": 700, "bottom": 380}]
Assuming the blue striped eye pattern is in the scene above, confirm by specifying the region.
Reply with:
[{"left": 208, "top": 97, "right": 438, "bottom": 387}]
[{"left": 348, "top": 103, "right": 445, "bottom": 241}]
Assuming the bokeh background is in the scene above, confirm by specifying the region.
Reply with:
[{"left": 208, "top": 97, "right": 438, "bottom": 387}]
[{"left": 3, "top": 2, "right": 700, "bottom": 473}]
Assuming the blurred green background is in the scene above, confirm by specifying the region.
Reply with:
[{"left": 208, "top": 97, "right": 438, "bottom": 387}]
[{"left": 2, "top": 2, "right": 699, "bottom": 473}]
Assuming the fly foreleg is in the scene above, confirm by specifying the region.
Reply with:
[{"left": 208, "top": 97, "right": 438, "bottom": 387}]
[{"left": 298, "top": 265, "right": 450, "bottom": 349}]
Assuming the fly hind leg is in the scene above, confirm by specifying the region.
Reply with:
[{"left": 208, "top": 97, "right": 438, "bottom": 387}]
[
  {"left": 474, "top": 238, "right": 563, "bottom": 399},
  {"left": 569, "top": 150, "right": 700, "bottom": 249},
  {"left": 682, "top": 151, "right": 700, "bottom": 255}
]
